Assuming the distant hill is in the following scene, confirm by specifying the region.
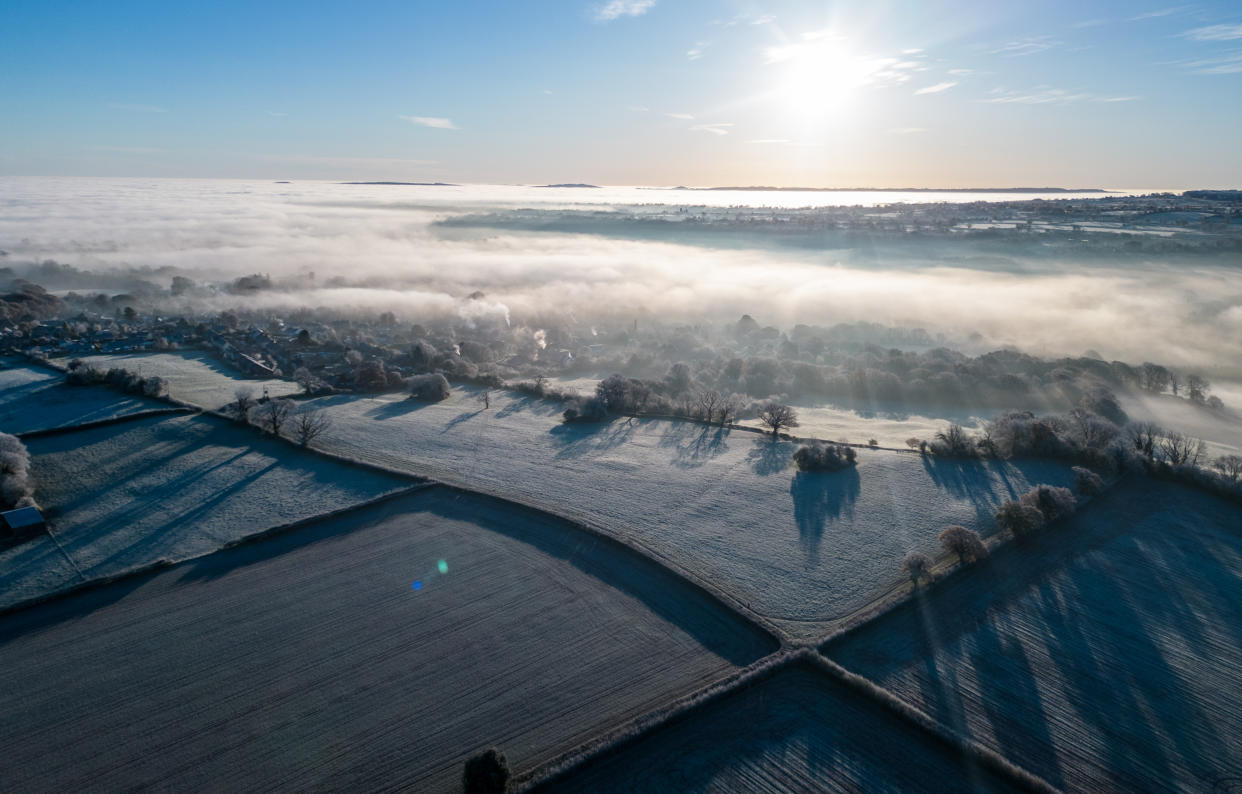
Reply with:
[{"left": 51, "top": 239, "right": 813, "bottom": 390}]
[
  {"left": 340, "top": 181, "right": 459, "bottom": 186},
  {"left": 1184, "top": 189, "right": 1242, "bottom": 201},
  {"left": 697, "top": 186, "right": 1110, "bottom": 193},
  {"left": 535, "top": 183, "right": 601, "bottom": 189}
]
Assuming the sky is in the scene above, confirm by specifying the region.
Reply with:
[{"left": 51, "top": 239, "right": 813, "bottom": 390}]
[{"left": 2, "top": 0, "right": 1240, "bottom": 187}]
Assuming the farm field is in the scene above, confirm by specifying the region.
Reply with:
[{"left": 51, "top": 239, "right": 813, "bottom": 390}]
[
  {"left": 537, "top": 661, "right": 1026, "bottom": 793},
  {"left": 0, "top": 488, "right": 774, "bottom": 793},
  {"left": 305, "top": 388, "right": 1074, "bottom": 636},
  {"left": 81, "top": 351, "right": 301, "bottom": 409},
  {"left": 0, "top": 361, "right": 157, "bottom": 434},
  {"left": 826, "top": 476, "right": 1242, "bottom": 793},
  {"left": 1119, "top": 388, "right": 1242, "bottom": 458},
  {"left": 10, "top": 413, "right": 408, "bottom": 609}
]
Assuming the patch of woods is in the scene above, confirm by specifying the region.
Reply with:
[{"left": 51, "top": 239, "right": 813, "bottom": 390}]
[
  {"left": 65, "top": 359, "right": 170, "bottom": 398},
  {"left": 0, "top": 432, "right": 38, "bottom": 511},
  {"left": 793, "top": 441, "right": 857, "bottom": 472},
  {"left": 228, "top": 388, "right": 332, "bottom": 447}
]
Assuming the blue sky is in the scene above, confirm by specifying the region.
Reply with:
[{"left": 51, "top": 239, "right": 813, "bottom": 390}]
[{"left": 2, "top": 0, "right": 1240, "bottom": 186}]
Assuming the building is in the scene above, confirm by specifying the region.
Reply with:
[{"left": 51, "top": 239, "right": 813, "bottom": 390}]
[{"left": 1, "top": 506, "right": 45, "bottom": 539}]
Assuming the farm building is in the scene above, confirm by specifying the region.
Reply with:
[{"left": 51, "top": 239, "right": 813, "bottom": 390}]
[{"left": 1, "top": 506, "right": 45, "bottom": 538}]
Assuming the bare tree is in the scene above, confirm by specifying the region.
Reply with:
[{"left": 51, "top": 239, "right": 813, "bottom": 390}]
[
  {"left": 1128, "top": 421, "right": 1161, "bottom": 458},
  {"left": 905, "top": 437, "right": 922, "bottom": 451},
  {"left": 939, "top": 525, "right": 987, "bottom": 564},
  {"left": 758, "top": 401, "right": 799, "bottom": 437},
  {"left": 293, "top": 366, "right": 318, "bottom": 395},
  {"left": 902, "top": 551, "right": 931, "bottom": 584},
  {"left": 292, "top": 409, "right": 332, "bottom": 446},
  {"left": 1158, "top": 431, "right": 1207, "bottom": 466},
  {"left": 477, "top": 389, "right": 491, "bottom": 409},
  {"left": 250, "top": 398, "right": 295, "bottom": 436},
  {"left": 718, "top": 393, "right": 742, "bottom": 427},
  {"left": 232, "top": 387, "right": 256, "bottom": 421},
  {"left": 695, "top": 389, "right": 724, "bottom": 424},
  {"left": 1214, "top": 455, "right": 1242, "bottom": 482},
  {"left": 1186, "top": 374, "right": 1210, "bottom": 404},
  {"left": 932, "top": 423, "right": 976, "bottom": 457}
]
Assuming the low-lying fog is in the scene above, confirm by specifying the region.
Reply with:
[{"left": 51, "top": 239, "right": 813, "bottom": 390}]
[{"left": 2, "top": 177, "right": 1239, "bottom": 376}]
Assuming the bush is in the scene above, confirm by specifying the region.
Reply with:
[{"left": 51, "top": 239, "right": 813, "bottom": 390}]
[
  {"left": 994, "top": 500, "right": 1045, "bottom": 537},
  {"left": 1072, "top": 466, "right": 1105, "bottom": 495},
  {"left": 792, "top": 441, "right": 857, "bottom": 472},
  {"left": 562, "top": 395, "right": 607, "bottom": 423},
  {"left": 929, "top": 423, "right": 976, "bottom": 457},
  {"left": 902, "top": 551, "right": 931, "bottom": 583},
  {"left": 406, "top": 373, "right": 450, "bottom": 402},
  {"left": 66, "top": 364, "right": 168, "bottom": 398},
  {"left": 462, "top": 748, "right": 510, "bottom": 794},
  {"left": 1019, "top": 484, "right": 1077, "bottom": 522},
  {"left": 939, "top": 525, "right": 987, "bottom": 564}
]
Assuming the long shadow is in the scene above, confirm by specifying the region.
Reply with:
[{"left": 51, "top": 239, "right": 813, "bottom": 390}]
[
  {"left": 549, "top": 418, "right": 636, "bottom": 459},
  {"left": 921, "top": 455, "right": 1016, "bottom": 529},
  {"left": 658, "top": 423, "right": 730, "bottom": 469},
  {"left": 746, "top": 437, "right": 793, "bottom": 476},
  {"left": 789, "top": 469, "right": 861, "bottom": 567},
  {"left": 442, "top": 409, "right": 483, "bottom": 433},
  {"left": 367, "top": 396, "right": 434, "bottom": 420}
]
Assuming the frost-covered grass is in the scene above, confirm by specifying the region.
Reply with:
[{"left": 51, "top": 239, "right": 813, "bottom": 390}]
[
  {"left": 537, "top": 661, "right": 1026, "bottom": 794},
  {"left": 305, "top": 388, "right": 1073, "bottom": 636},
  {"left": 81, "top": 351, "right": 301, "bottom": 409},
  {"left": 827, "top": 476, "right": 1242, "bottom": 793},
  {"left": 0, "top": 488, "right": 772, "bottom": 793},
  {"left": 0, "top": 362, "right": 157, "bottom": 434},
  {"left": 10, "top": 414, "right": 407, "bottom": 608},
  {"left": 1119, "top": 388, "right": 1242, "bottom": 459}
]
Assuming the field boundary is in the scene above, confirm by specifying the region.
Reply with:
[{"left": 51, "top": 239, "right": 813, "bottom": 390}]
[{"left": 16, "top": 406, "right": 197, "bottom": 440}]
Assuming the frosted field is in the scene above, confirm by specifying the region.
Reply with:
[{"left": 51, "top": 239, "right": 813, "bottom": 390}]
[
  {"left": 0, "top": 362, "right": 157, "bottom": 434},
  {"left": 9, "top": 414, "right": 407, "bottom": 608},
  {"left": 1119, "top": 387, "right": 1242, "bottom": 459},
  {"left": 0, "top": 488, "right": 773, "bottom": 793},
  {"left": 305, "top": 388, "right": 1073, "bottom": 636},
  {"left": 82, "top": 351, "right": 301, "bottom": 409},
  {"left": 538, "top": 662, "right": 1025, "bottom": 794},
  {"left": 827, "top": 477, "right": 1242, "bottom": 793}
]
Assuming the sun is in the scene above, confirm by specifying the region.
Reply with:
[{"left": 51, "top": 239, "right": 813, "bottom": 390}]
[{"left": 770, "top": 38, "right": 883, "bottom": 124}]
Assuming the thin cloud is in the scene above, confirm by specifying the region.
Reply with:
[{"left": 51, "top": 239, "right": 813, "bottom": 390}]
[
  {"left": 665, "top": 112, "right": 695, "bottom": 119},
  {"left": 628, "top": 105, "right": 650, "bottom": 112},
  {"left": 399, "top": 115, "right": 458, "bottom": 130},
  {"left": 690, "top": 122, "right": 732, "bottom": 136},
  {"left": 1130, "top": 6, "right": 1188, "bottom": 21},
  {"left": 989, "top": 36, "right": 1061, "bottom": 56},
  {"left": 594, "top": 0, "right": 654, "bottom": 22},
  {"left": 887, "top": 127, "right": 927, "bottom": 134},
  {"left": 267, "top": 111, "right": 289, "bottom": 117},
  {"left": 914, "top": 81, "right": 958, "bottom": 95},
  {"left": 747, "top": 138, "right": 791, "bottom": 144},
  {"left": 1183, "top": 24, "right": 1242, "bottom": 41},
  {"left": 948, "top": 68, "right": 974, "bottom": 76},
  {"left": 108, "top": 102, "right": 167, "bottom": 113},
  {"left": 1176, "top": 51, "right": 1242, "bottom": 74},
  {"left": 686, "top": 41, "right": 709, "bottom": 60},
  {"left": 983, "top": 87, "right": 1139, "bottom": 104}
]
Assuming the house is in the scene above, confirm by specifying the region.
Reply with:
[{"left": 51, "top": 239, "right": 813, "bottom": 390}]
[{"left": 1, "top": 506, "right": 45, "bottom": 538}]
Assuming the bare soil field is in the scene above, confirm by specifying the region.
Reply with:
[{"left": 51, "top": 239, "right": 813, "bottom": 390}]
[
  {"left": 536, "top": 661, "right": 1027, "bottom": 793},
  {"left": 6, "top": 413, "right": 407, "bottom": 608},
  {"left": 0, "top": 362, "right": 156, "bottom": 434},
  {"left": 826, "top": 475, "right": 1242, "bottom": 793},
  {"left": 0, "top": 488, "right": 773, "bottom": 793}
]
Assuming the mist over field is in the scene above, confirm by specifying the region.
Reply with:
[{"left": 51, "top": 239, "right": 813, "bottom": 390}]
[{"left": 3, "top": 176, "right": 1241, "bottom": 375}]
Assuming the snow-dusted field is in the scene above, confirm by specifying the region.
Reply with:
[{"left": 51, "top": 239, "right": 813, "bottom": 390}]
[
  {"left": 827, "top": 476, "right": 1242, "bottom": 793},
  {"left": 0, "top": 362, "right": 157, "bottom": 434},
  {"left": 81, "top": 351, "right": 301, "bottom": 409},
  {"left": 1119, "top": 388, "right": 1242, "bottom": 459},
  {"left": 305, "top": 388, "right": 1073, "bottom": 636},
  {"left": 10, "top": 414, "right": 408, "bottom": 608},
  {"left": 0, "top": 488, "right": 773, "bottom": 793},
  {"left": 539, "top": 662, "right": 1025, "bottom": 793}
]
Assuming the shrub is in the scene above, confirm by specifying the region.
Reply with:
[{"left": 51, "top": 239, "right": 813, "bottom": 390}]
[
  {"left": 462, "top": 748, "right": 510, "bottom": 794},
  {"left": 758, "top": 401, "right": 799, "bottom": 436},
  {"left": 994, "top": 500, "right": 1045, "bottom": 537},
  {"left": 406, "top": 373, "right": 451, "bottom": 402},
  {"left": 562, "top": 395, "right": 607, "bottom": 423},
  {"left": 939, "top": 525, "right": 987, "bottom": 564},
  {"left": 0, "top": 433, "right": 37, "bottom": 510},
  {"left": 902, "top": 551, "right": 931, "bottom": 583},
  {"left": 292, "top": 409, "right": 331, "bottom": 446},
  {"left": 1215, "top": 455, "right": 1242, "bottom": 482},
  {"left": 248, "top": 399, "right": 296, "bottom": 436},
  {"left": 930, "top": 423, "right": 976, "bottom": 457},
  {"left": 1019, "top": 484, "right": 1077, "bottom": 522},
  {"left": 1072, "top": 466, "right": 1105, "bottom": 495},
  {"left": 792, "top": 441, "right": 857, "bottom": 472}
]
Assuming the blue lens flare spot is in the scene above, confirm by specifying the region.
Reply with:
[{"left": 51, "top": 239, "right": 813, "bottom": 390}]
[
  {"left": 437, "top": 559, "right": 449, "bottom": 574},
  {"left": 412, "top": 580, "right": 423, "bottom": 591}
]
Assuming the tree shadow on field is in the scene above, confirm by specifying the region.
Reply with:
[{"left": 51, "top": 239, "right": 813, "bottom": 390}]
[
  {"left": 746, "top": 437, "right": 793, "bottom": 476},
  {"left": 921, "top": 456, "right": 1008, "bottom": 526},
  {"left": 549, "top": 417, "right": 636, "bottom": 459},
  {"left": 658, "top": 423, "right": 730, "bottom": 468},
  {"left": 368, "top": 396, "right": 435, "bottom": 420},
  {"left": 789, "top": 469, "right": 860, "bottom": 567},
  {"left": 442, "top": 409, "right": 483, "bottom": 433},
  {"left": 494, "top": 394, "right": 563, "bottom": 420}
]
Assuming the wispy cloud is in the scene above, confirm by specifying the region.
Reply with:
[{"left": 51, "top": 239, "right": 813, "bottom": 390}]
[
  {"left": 948, "top": 68, "right": 974, "bottom": 76},
  {"left": 665, "top": 112, "right": 694, "bottom": 119},
  {"left": 1183, "top": 24, "right": 1242, "bottom": 41},
  {"left": 267, "top": 111, "right": 289, "bottom": 117},
  {"left": 399, "top": 115, "right": 458, "bottom": 129},
  {"left": 628, "top": 105, "right": 650, "bottom": 112},
  {"left": 747, "top": 138, "right": 791, "bottom": 144},
  {"left": 108, "top": 102, "right": 167, "bottom": 113},
  {"left": 989, "top": 36, "right": 1061, "bottom": 56},
  {"left": 713, "top": 12, "right": 774, "bottom": 27},
  {"left": 982, "top": 87, "right": 1140, "bottom": 104},
  {"left": 1175, "top": 51, "right": 1242, "bottom": 74},
  {"left": 1130, "top": 6, "right": 1187, "bottom": 21},
  {"left": 690, "top": 122, "right": 732, "bottom": 136},
  {"left": 887, "top": 127, "right": 927, "bottom": 134},
  {"left": 594, "top": 0, "right": 654, "bottom": 22},
  {"left": 686, "top": 41, "right": 708, "bottom": 60},
  {"left": 914, "top": 81, "right": 958, "bottom": 95}
]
